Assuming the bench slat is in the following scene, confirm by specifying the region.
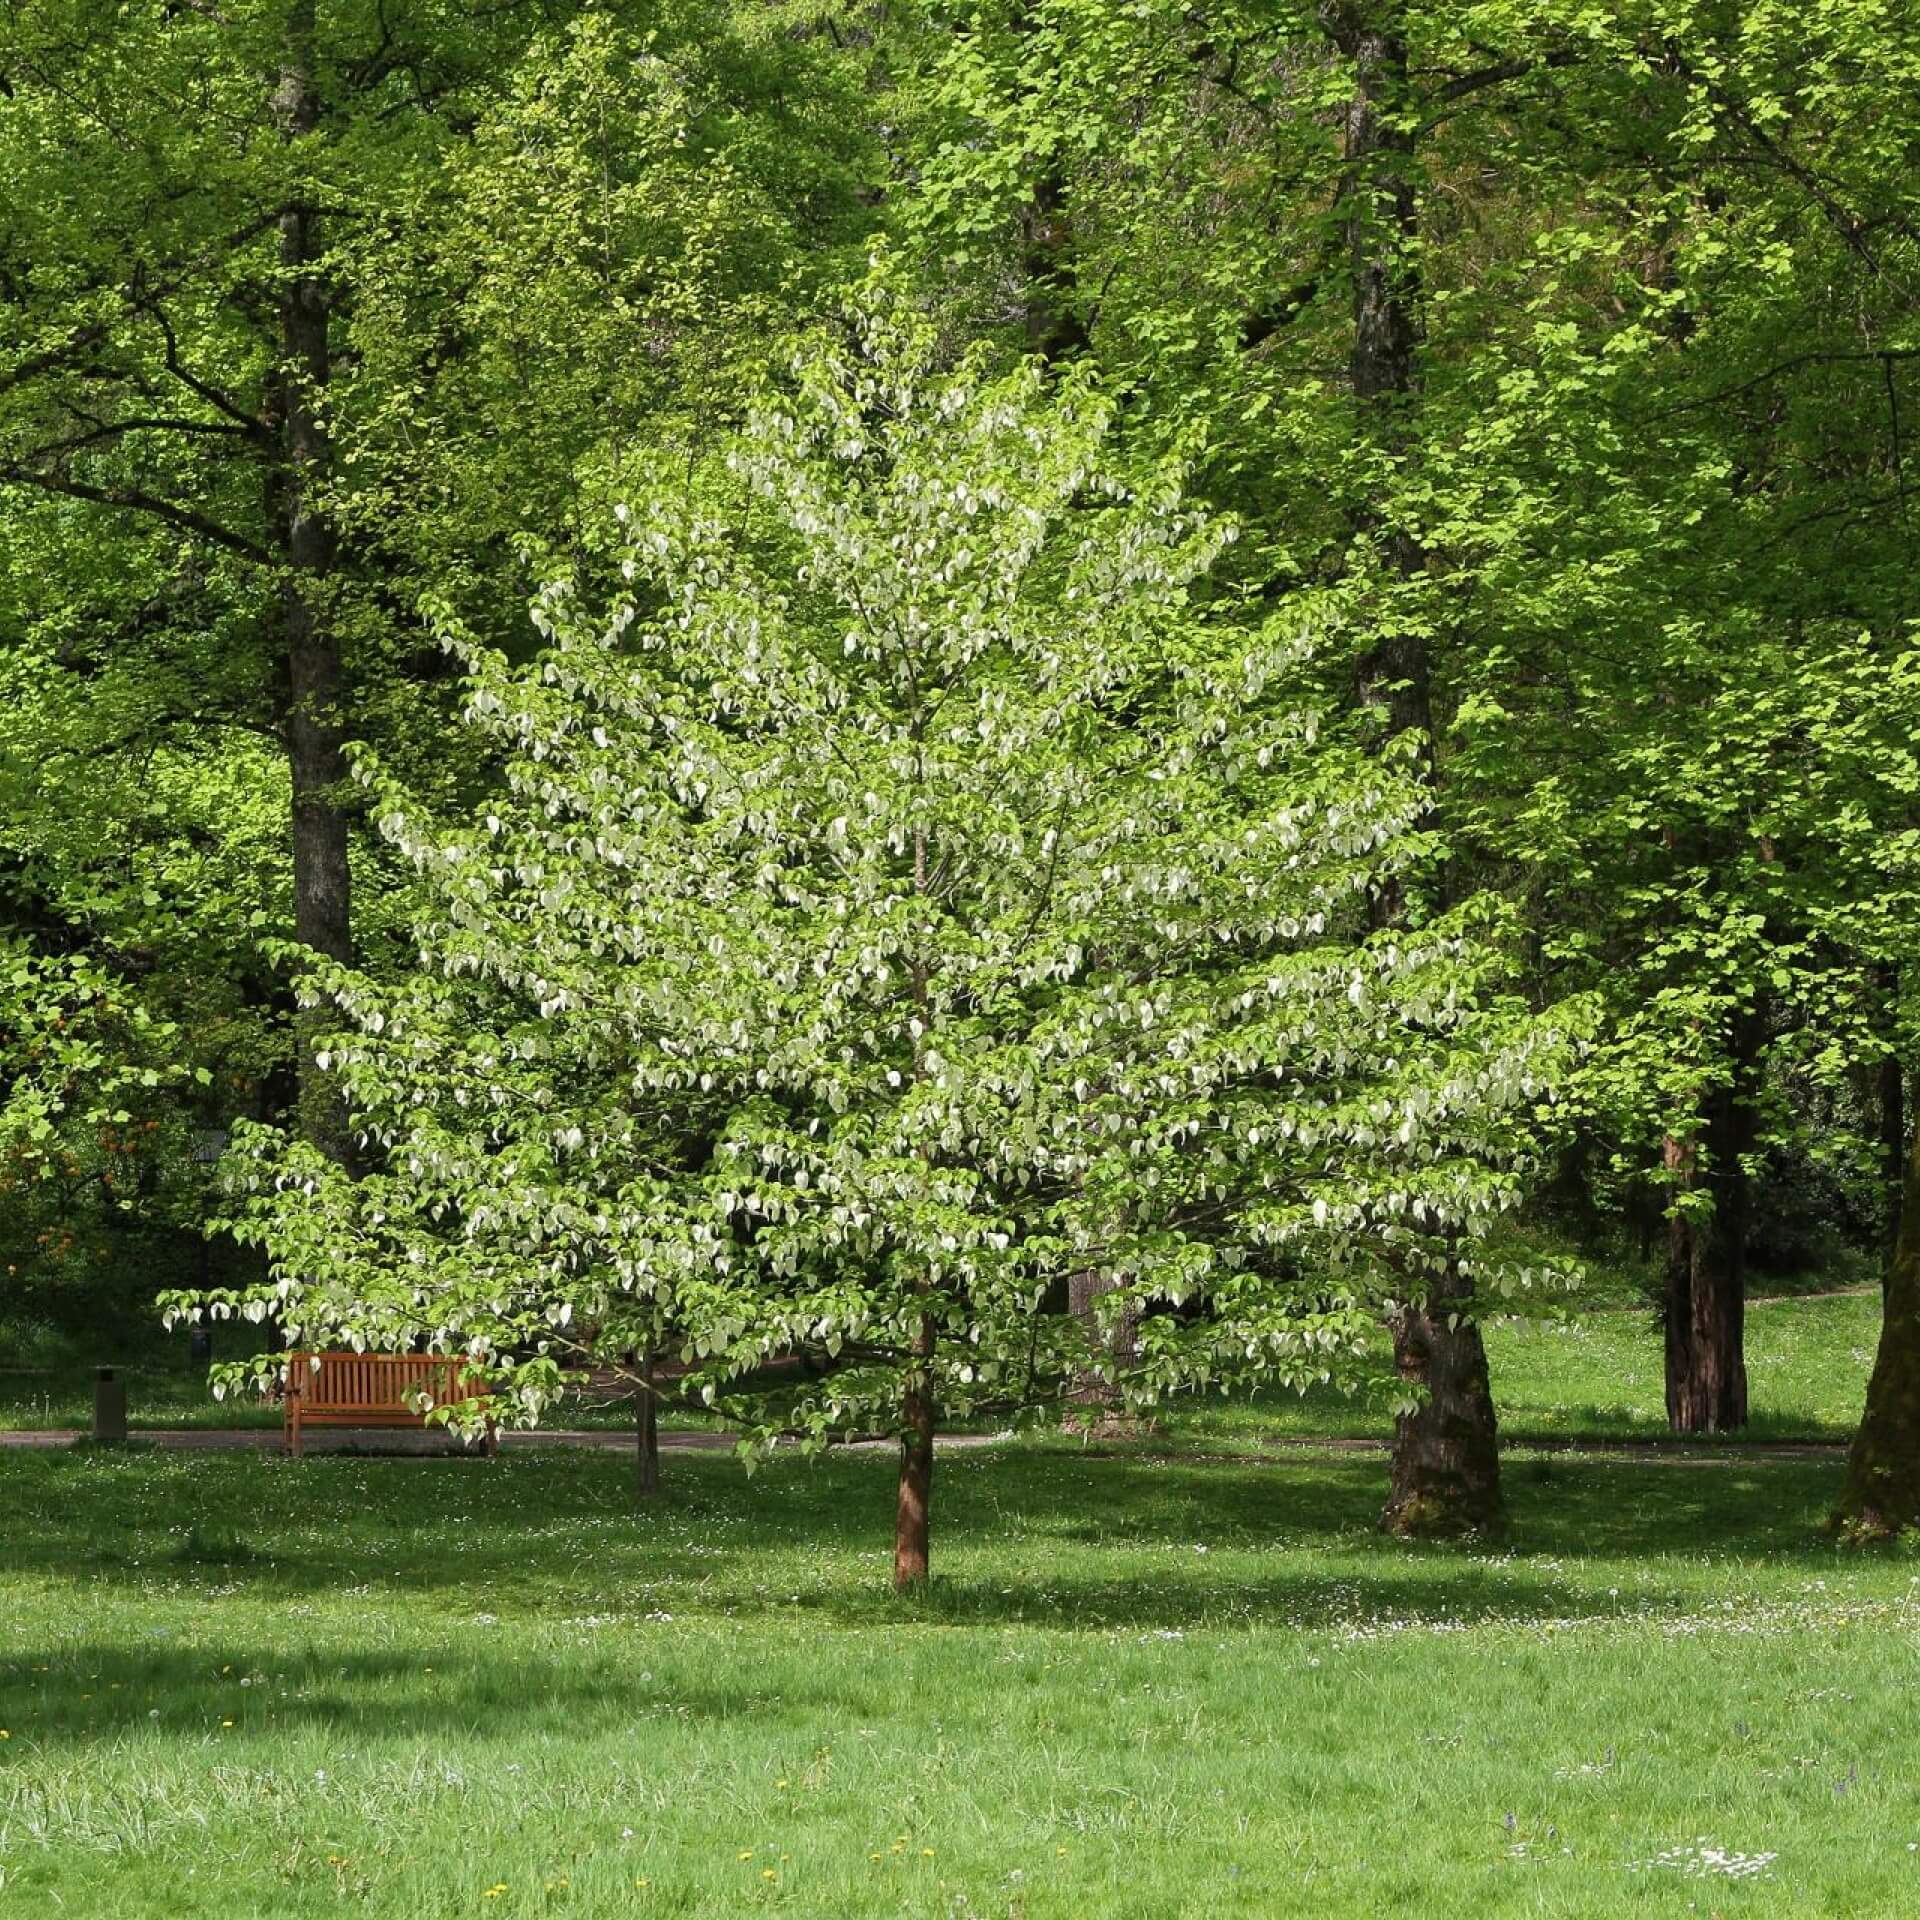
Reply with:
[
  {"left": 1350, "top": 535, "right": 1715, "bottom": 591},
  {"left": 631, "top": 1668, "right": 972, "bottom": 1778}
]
[{"left": 284, "top": 1352, "right": 494, "bottom": 1456}]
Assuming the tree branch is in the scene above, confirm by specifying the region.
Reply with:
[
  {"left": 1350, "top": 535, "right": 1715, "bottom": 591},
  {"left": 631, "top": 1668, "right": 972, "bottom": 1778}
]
[
  {"left": 0, "top": 208, "right": 284, "bottom": 404},
  {"left": 0, "top": 465, "right": 270, "bottom": 563},
  {"left": 25, "top": 416, "right": 259, "bottom": 459},
  {"left": 136, "top": 297, "right": 270, "bottom": 437},
  {"left": 1641, "top": 347, "right": 1920, "bottom": 418},
  {"left": 1240, "top": 277, "right": 1323, "bottom": 352},
  {"left": 1425, "top": 48, "right": 1578, "bottom": 106}
]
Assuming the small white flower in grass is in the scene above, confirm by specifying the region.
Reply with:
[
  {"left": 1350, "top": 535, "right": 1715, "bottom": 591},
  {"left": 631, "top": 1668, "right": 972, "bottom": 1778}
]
[{"left": 1628, "top": 1841, "right": 1777, "bottom": 1881}]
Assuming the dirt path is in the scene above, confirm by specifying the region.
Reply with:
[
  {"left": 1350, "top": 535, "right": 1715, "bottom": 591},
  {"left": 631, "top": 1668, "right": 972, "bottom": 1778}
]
[
  {"left": 1498, "top": 1284, "right": 1878, "bottom": 1317},
  {"left": 0, "top": 1426, "right": 1847, "bottom": 1462},
  {"left": 0, "top": 1426, "right": 1013, "bottom": 1456},
  {"left": 0, "top": 1427, "right": 736, "bottom": 1454},
  {"left": 1239, "top": 1435, "right": 1847, "bottom": 1465}
]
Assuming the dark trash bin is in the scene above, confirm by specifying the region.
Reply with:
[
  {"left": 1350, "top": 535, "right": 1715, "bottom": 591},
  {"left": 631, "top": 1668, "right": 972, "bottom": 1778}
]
[{"left": 94, "top": 1366, "right": 127, "bottom": 1442}]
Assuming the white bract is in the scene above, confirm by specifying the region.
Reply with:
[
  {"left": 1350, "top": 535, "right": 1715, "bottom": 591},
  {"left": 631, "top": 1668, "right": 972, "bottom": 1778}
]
[{"left": 169, "top": 288, "right": 1571, "bottom": 1449}]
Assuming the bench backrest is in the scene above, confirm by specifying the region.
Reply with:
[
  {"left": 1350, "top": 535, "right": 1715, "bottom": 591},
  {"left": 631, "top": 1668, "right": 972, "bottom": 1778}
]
[{"left": 285, "top": 1351, "right": 488, "bottom": 1411}]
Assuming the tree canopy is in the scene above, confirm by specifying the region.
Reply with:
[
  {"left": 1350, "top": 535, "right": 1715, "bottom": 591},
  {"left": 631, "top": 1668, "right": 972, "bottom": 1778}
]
[{"left": 4, "top": 0, "right": 1919, "bottom": 1558}]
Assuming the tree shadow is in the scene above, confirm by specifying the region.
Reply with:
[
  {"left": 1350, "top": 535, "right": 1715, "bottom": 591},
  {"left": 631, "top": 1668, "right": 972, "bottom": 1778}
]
[
  {"left": 0, "top": 1444, "right": 1870, "bottom": 1655},
  {"left": 940, "top": 1446, "right": 1847, "bottom": 1558},
  {"left": 0, "top": 1636, "right": 956, "bottom": 1759}
]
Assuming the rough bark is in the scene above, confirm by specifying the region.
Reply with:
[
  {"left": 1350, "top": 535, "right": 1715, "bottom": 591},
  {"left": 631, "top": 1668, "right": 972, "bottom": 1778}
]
[
  {"left": 1834, "top": 1109, "right": 1920, "bottom": 1537},
  {"left": 1380, "top": 1274, "right": 1504, "bottom": 1536},
  {"left": 273, "top": 2, "right": 354, "bottom": 1161},
  {"left": 1663, "top": 1016, "right": 1758, "bottom": 1433},
  {"left": 1879, "top": 966, "right": 1906, "bottom": 1283},
  {"left": 1884, "top": 1057, "right": 1908, "bottom": 1283},
  {"left": 1064, "top": 1267, "right": 1140, "bottom": 1426},
  {"left": 1326, "top": 3, "right": 1504, "bottom": 1535},
  {"left": 894, "top": 1314, "right": 936, "bottom": 1591},
  {"left": 1661, "top": 1133, "right": 1749, "bottom": 1432}
]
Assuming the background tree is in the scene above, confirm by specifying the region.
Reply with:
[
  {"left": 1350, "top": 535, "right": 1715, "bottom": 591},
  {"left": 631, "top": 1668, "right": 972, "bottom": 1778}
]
[
  {"left": 0, "top": 0, "right": 879, "bottom": 1312},
  {"left": 8, "top": 0, "right": 1919, "bottom": 1540},
  {"left": 902, "top": 0, "right": 1920, "bottom": 1450}
]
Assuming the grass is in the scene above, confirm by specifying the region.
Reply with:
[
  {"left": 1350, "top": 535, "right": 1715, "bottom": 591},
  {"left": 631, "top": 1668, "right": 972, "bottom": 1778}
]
[
  {"left": 0, "top": 1333, "right": 707, "bottom": 1436},
  {"left": 0, "top": 1289, "right": 1884, "bottom": 1445},
  {"left": 4, "top": 1442, "right": 1920, "bottom": 1916},
  {"left": 1155, "top": 1290, "right": 1883, "bottom": 1450}
]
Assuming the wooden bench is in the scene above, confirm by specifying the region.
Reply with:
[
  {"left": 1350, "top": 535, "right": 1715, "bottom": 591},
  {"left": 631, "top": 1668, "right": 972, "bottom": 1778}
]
[{"left": 284, "top": 1351, "right": 496, "bottom": 1458}]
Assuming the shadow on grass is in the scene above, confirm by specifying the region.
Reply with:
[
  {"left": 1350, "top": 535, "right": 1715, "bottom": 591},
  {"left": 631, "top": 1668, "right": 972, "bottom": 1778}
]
[
  {"left": 0, "top": 1442, "right": 1876, "bottom": 1648},
  {"left": 2, "top": 1625, "right": 1312, "bottom": 1755}
]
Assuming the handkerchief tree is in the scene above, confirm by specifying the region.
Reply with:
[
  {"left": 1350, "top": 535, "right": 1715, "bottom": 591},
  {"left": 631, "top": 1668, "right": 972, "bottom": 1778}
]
[{"left": 170, "top": 290, "right": 1570, "bottom": 1585}]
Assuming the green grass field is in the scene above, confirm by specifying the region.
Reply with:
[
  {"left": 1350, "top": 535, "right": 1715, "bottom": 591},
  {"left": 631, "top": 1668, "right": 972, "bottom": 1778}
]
[
  {"left": 3, "top": 1288, "right": 1909, "bottom": 1914},
  {"left": 0, "top": 1337, "right": 700, "bottom": 1435},
  {"left": 1162, "top": 1290, "right": 1883, "bottom": 1449},
  {"left": 0, "top": 1288, "right": 1886, "bottom": 1444},
  {"left": 5, "top": 1439, "right": 1920, "bottom": 1917}
]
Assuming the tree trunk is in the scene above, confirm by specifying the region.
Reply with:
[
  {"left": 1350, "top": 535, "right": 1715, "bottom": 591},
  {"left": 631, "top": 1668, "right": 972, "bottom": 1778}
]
[
  {"left": 1325, "top": 3, "right": 1503, "bottom": 1533},
  {"left": 894, "top": 828, "right": 940, "bottom": 1591},
  {"left": 1884, "top": 1058, "right": 1908, "bottom": 1284},
  {"left": 1663, "top": 1015, "right": 1758, "bottom": 1433},
  {"left": 1835, "top": 1112, "right": 1920, "bottom": 1536},
  {"left": 1879, "top": 965, "right": 1906, "bottom": 1285},
  {"left": 1009, "top": 1, "right": 1088, "bottom": 368},
  {"left": 894, "top": 1314, "right": 936, "bottom": 1591},
  {"left": 1662, "top": 1132, "right": 1748, "bottom": 1431},
  {"left": 636, "top": 1348, "right": 660, "bottom": 1498},
  {"left": 273, "top": 2, "right": 354, "bottom": 1161},
  {"left": 1065, "top": 1117, "right": 1134, "bottom": 1423},
  {"left": 1022, "top": 170, "right": 1088, "bottom": 364},
  {"left": 1380, "top": 1269, "right": 1503, "bottom": 1535},
  {"left": 1065, "top": 1267, "right": 1138, "bottom": 1422}
]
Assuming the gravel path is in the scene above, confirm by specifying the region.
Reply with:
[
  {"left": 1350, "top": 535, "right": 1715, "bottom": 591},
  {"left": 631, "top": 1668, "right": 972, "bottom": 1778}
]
[
  {"left": 0, "top": 1427, "right": 729, "bottom": 1454},
  {"left": 0, "top": 1426, "right": 1846, "bottom": 1461}
]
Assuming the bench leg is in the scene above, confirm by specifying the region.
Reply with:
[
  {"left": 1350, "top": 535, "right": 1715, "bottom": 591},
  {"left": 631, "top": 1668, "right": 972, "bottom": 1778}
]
[
  {"left": 290, "top": 1407, "right": 302, "bottom": 1459},
  {"left": 485, "top": 1415, "right": 498, "bottom": 1460}
]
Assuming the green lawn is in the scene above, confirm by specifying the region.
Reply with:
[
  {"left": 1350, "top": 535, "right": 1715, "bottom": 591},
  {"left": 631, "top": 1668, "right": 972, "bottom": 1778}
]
[
  {"left": 0, "top": 1290, "right": 1884, "bottom": 1445},
  {"left": 0, "top": 1342, "right": 698, "bottom": 1436},
  {"left": 4, "top": 1443, "right": 1919, "bottom": 1916},
  {"left": 1156, "top": 1290, "right": 1883, "bottom": 1450},
  {"left": 1481, "top": 1290, "right": 1880, "bottom": 1442}
]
